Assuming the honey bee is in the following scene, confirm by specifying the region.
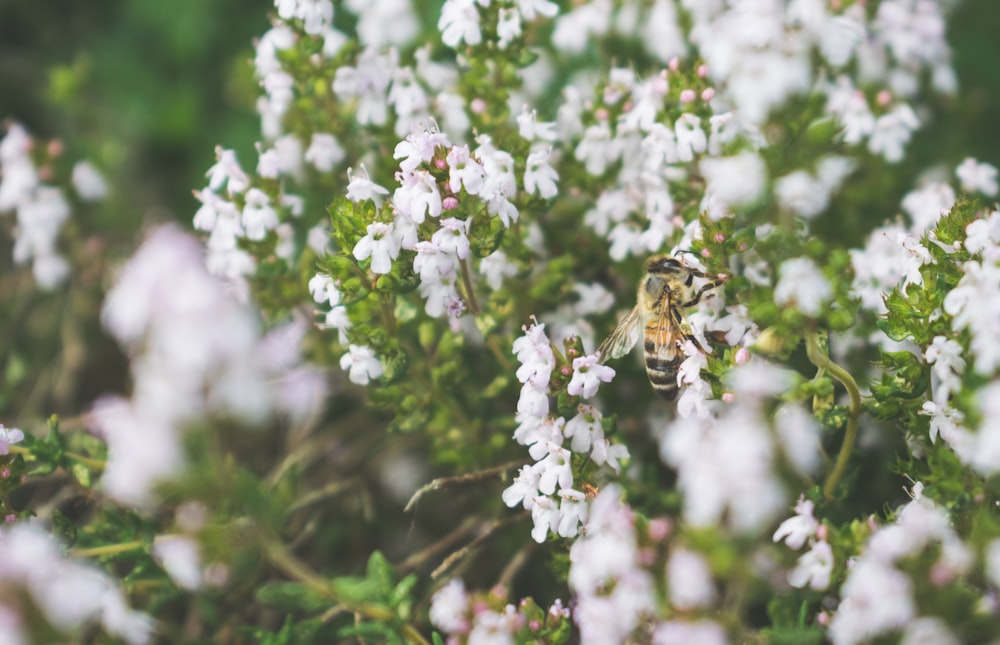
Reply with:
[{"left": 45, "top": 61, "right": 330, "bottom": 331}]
[{"left": 598, "top": 254, "right": 728, "bottom": 400}]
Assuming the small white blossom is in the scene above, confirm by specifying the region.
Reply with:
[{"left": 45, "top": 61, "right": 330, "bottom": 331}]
[
  {"left": 352, "top": 222, "right": 400, "bottom": 274},
  {"left": 346, "top": 166, "right": 390, "bottom": 207},
  {"left": 567, "top": 354, "right": 615, "bottom": 399},
  {"left": 524, "top": 147, "right": 559, "bottom": 198},
  {"left": 439, "top": 0, "right": 483, "bottom": 48},
  {"left": 668, "top": 548, "right": 716, "bottom": 610},
  {"left": 868, "top": 103, "right": 920, "bottom": 164},
  {"left": 429, "top": 579, "right": 469, "bottom": 634},
  {"left": 956, "top": 157, "right": 998, "bottom": 197},
  {"left": 339, "top": 344, "right": 383, "bottom": 385},
  {"left": 430, "top": 217, "right": 471, "bottom": 260},
  {"left": 700, "top": 151, "right": 767, "bottom": 208},
  {"left": 774, "top": 257, "right": 831, "bottom": 316},
  {"left": 0, "top": 424, "right": 25, "bottom": 455},
  {"left": 304, "top": 133, "right": 345, "bottom": 172},
  {"left": 787, "top": 539, "right": 833, "bottom": 590},
  {"left": 772, "top": 498, "right": 818, "bottom": 550},
  {"left": 71, "top": 161, "right": 108, "bottom": 201}
]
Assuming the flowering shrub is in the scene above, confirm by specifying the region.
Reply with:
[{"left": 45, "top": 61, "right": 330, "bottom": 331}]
[{"left": 3, "top": 0, "right": 1000, "bottom": 643}]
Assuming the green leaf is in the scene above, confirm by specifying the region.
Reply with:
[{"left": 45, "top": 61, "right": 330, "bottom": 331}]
[{"left": 255, "top": 582, "right": 329, "bottom": 613}]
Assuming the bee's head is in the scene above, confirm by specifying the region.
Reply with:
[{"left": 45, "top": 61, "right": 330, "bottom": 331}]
[{"left": 646, "top": 255, "right": 683, "bottom": 275}]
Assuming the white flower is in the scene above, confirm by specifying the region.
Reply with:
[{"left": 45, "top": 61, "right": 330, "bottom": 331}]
[
  {"left": 0, "top": 424, "right": 25, "bottom": 455},
  {"left": 71, "top": 161, "right": 108, "bottom": 201},
  {"left": 205, "top": 146, "right": 249, "bottom": 194},
  {"left": 901, "top": 182, "right": 954, "bottom": 234},
  {"left": 556, "top": 488, "right": 589, "bottom": 538},
  {"left": 429, "top": 579, "right": 469, "bottom": 634},
  {"left": 439, "top": 0, "right": 482, "bottom": 48},
  {"left": 479, "top": 250, "right": 517, "bottom": 290},
  {"left": 516, "top": 106, "right": 557, "bottom": 142},
  {"left": 828, "top": 558, "right": 915, "bottom": 645},
  {"left": 304, "top": 133, "right": 345, "bottom": 172},
  {"left": 955, "top": 157, "right": 998, "bottom": 196},
  {"left": 567, "top": 354, "right": 615, "bottom": 399},
  {"left": 513, "top": 321, "right": 555, "bottom": 389},
  {"left": 924, "top": 336, "right": 964, "bottom": 404},
  {"left": 574, "top": 122, "right": 618, "bottom": 176},
  {"left": 775, "top": 170, "right": 828, "bottom": 219},
  {"left": 868, "top": 103, "right": 919, "bottom": 164},
  {"left": 653, "top": 620, "right": 727, "bottom": 645},
  {"left": 430, "top": 217, "right": 471, "bottom": 260},
  {"left": 339, "top": 344, "right": 383, "bottom": 385},
  {"left": 308, "top": 273, "right": 340, "bottom": 305},
  {"left": 674, "top": 113, "right": 707, "bottom": 162},
  {"left": 241, "top": 188, "right": 278, "bottom": 241},
  {"left": 787, "top": 539, "right": 833, "bottom": 590},
  {"left": 773, "top": 404, "right": 822, "bottom": 474},
  {"left": 524, "top": 147, "right": 559, "bottom": 198},
  {"left": 774, "top": 257, "right": 831, "bottom": 316},
  {"left": 352, "top": 222, "right": 400, "bottom": 274},
  {"left": 667, "top": 548, "right": 716, "bottom": 610},
  {"left": 346, "top": 166, "right": 390, "bottom": 207},
  {"left": 700, "top": 151, "right": 767, "bottom": 208},
  {"left": 502, "top": 463, "right": 542, "bottom": 510},
  {"left": 772, "top": 498, "right": 818, "bottom": 550},
  {"left": 446, "top": 145, "right": 485, "bottom": 195},
  {"left": 152, "top": 535, "right": 202, "bottom": 590},
  {"left": 497, "top": 6, "right": 522, "bottom": 47}
]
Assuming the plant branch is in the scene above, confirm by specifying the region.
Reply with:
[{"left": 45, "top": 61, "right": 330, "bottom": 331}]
[
  {"left": 805, "top": 332, "right": 862, "bottom": 500},
  {"left": 458, "top": 257, "right": 481, "bottom": 314},
  {"left": 404, "top": 460, "right": 528, "bottom": 512},
  {"left": 70, "top": 540, "right": 144, "bottom": 558}
]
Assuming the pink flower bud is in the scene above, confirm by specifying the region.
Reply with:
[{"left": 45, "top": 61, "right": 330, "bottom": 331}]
[
  {"left": 529, "top": 620, "right": 541, "bottom": 631},
  {"left": 735, "top": 347, "right": 750, "bottom": 365},
  {"left": 668, "top": 56, "right": 680, "bottom": 71},
  {"left": 679, "top": 89, "right": 696, "bottom": 103},
  {"left": 701, "top": 88, "right": 715, "bottom": 101},
  {"left": 648, "top": 517, "right": 672, "bottom": 541},
  {"left": 817, "top": 612, "right": 830, "bottom": 626},
  {"left": 701, "top": 248, "right": 711, "bottom": 258},
  {"left": 722, "top": 392, "right": 735, "bottom": 403},
  {"left": 876, "top": 89, "right": 892, "bottom": 107},
  {"left": 672, "top": 215, "right": 685, "bottom": 228},
  {"left": 443, "top": 196, "right": 459, "bottom": 210},
  {"left": 652, "top": 74, "right": 669, "bottom": 95},
  {"left": 816, "top": 524, "right": 829, "bottom": 541},
  {"left": 714, "top": 232, "right": 725, "bottom": 243},
  {"left": 0, "top": 467, "right": 9, "bottom": 479},
  {"left": 561, "top": 366, "right": 571, "bottom": 376},
  {"left": 47, "top": 139, "right": 64, "bottom": 157},
  {"left": 697, "top": 64, "right": 708, "bottom": 78},
  {"left": 3, "top": 514, "right": 15, "bottom": 524},
  {"left": 595, "top": 107, "right": 610, "bottom": 122},
  {"left": 471, "top": 98, "right": 487, "bottom": 114},
  {"left": 435, "top": 158, "right": 447, "bottom": 170}
]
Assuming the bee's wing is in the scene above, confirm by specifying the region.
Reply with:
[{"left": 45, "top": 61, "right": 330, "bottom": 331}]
[
  {"left": 649, "top": 294, "right": 683, "bottom": 361},
  {"left": 597, "top": 305, "right": 643, "bottom": 361}
]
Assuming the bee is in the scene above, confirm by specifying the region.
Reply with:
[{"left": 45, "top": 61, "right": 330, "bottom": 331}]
[{"left": 598, "top": 254, "right": 727, "bottom": 400}]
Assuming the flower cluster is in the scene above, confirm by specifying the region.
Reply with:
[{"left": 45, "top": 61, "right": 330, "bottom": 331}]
[
  {"left": 502, "top": 321, "right": 625, "bottom": 543},
  {"left": 428, "top": 578, "right": 571, "bottom": 645},
  {"left": 0, "top": 123, "right": 107, "bottom": 288},
  {"left": 0, "top": 524, "right": 152, "bottom": 644},
  {"left": 90, "top": 225, "right": 325, "bottom": 507}
]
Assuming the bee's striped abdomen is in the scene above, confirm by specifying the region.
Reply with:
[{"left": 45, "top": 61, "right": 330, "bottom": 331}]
[{"left": 643, "top": 338, "right": 681, "bottom": 400}]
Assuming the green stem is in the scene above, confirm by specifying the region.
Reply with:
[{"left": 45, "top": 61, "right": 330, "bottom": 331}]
[
  {"left": 70, "top": 540, "right": 144, "bottom": 558},
  {"left": 805, "top": 332, "right": 862, "bottom": 500},
  {"left": 263, "top": 537, "right": 430, "bottom": 645},
  {"left": 459, "top": 257, "right": 481, "bottom": 314}
]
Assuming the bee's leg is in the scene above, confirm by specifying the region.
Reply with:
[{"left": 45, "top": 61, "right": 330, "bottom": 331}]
[
  {"left": 671, "top": 306, "right": 709, "bottom": 354},
  {"left": 681, "top": 278, "right": 727, "bottom": 308}
]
